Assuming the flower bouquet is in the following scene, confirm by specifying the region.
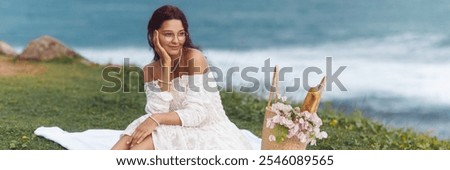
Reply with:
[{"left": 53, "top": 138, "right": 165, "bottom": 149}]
[
  {"left": 266, "top": 96, "right": 327, "bottom": 146},
  {"left": 261, "top": 65, "right": 327, "bottom": 150}
]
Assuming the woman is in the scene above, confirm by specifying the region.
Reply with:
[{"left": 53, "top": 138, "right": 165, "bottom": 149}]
[{"left": 111, "top": 5, "right": 252, "bottom": 150}]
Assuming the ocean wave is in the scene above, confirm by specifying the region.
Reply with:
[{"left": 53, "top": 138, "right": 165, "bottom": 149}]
[{"left": 74, "top": 33, "right": 450, "bottom": 108}]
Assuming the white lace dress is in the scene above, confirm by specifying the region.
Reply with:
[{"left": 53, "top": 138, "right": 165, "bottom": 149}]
[{"left": 122, "top": 72, "right": 253, "bottom": 150}]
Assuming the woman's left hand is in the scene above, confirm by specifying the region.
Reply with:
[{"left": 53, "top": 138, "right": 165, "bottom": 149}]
[{"left": 128, "top": 117, "right": 159, "bottom": 148}]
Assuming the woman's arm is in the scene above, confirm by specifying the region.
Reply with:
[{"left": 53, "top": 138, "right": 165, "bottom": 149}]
[
  {"left": 153, "top": 49, "right": 209, "bottom": 127},
  {"left": 129, "top": 49, "right": 208, "bottom": 146},
  {"left": 153, "top": 30, "right": 172, "bottom": 92},
  {"left": 152, "top": 111, "right": 182, "bottom": 126}
]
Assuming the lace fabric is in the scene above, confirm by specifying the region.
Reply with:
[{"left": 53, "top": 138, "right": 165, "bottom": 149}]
[{"left": 122, "top": 72, "right": 253, "bottom": 149}]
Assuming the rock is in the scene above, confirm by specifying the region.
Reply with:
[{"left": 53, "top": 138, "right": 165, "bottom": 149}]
[
  {"left": 19, "top": 35, "right": 80, "bottom": 61},
  {"left": 0, "top": 41, "right": 18, "bottom": 57}
]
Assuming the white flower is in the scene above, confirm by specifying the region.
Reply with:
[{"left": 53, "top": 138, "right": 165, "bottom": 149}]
[
  {"left": 294, "top": 107, "right": 301, "bottom": 113},
  {"left": 279, "top": 116, "right": 287, "bottom": 125},
  {"left": 287, "top": 131, "right": 296, "bottom": 138},
  {"left": 282, "top": 104, "right": 293, "bottom": 114},
  {"left": 280, "top": 116, "right": 293, "bottom": 127},
  {"left": 281, "top": 96, "right": 287, "bottom": 102},
  {"left": 269, "top": 135, "right": 276, "bottom": 142},
  {"left": 297, "top": 132, "right": 307, "bottom": 143},
  {"left": 302, "top": 111, "right": 311, "bottom": 119},
  {"left": 302, "top": 121, "right": 310, "bottom": 130},
  {"left": 314, "top": 127, "right": 320, "bottom": 135},
  {"left": 299, "top": 118, "right": 305, "bottom": 124},
  {"left": 311, "top": 113, "right": 323, "bottom": 126},
  {"left": 292, "top": 124, "right": 300, "bottom": 134},
  {"left": 288, "top": 125, "right": 299, "bottom": 138},
  {"left": 266, "top": 118, "right": 273, "bottom": 128},
  {"left": 320, "top": 131, "right": 328, "bottom": 139},
  {"left": 271, "top": 115, "right": 281, "bottom": 124},
  {"left": 284, "top": 119, "right": 295, "bottom": 129},
  {"left": 271, "top": 105, "right": 281, "bottom": 115}
]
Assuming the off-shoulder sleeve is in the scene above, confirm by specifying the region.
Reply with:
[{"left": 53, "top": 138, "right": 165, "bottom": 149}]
[
  {"left": 174, "top": 73, "right": 215, "bottom": 127},
  {"left": 144, "top": 81, "right": 173, "bottom": 114}
]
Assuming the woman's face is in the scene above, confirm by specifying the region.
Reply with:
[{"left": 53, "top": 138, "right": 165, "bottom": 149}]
[{"left": 157, "top": 19, "right": 186, "bottom": 57}]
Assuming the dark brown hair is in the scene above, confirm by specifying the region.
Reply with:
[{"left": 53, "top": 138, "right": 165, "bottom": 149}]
[{"left": 147, "top": 5, "right": 200, "bottom": 61}]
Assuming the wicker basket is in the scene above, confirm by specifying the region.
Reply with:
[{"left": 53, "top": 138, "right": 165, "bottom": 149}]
[
  {"left": 260, "top": 65, "right": 326, "bottom": 150},
  {"left": 261, "top": 108, "right": 307, "bottom": 150}
]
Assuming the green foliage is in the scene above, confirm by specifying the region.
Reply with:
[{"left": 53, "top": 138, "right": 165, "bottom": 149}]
[
  {"left": 221, "top": 94, "right": 450, "bottom": 150},
  {"left": 0, "top": 59, "right": 449, "bottom": 149},
  {"left": 305, "top": 102, "right": 450, "bottom": 149},
  {"left": 0, "top": 60, "right": 145, "bottom": 149},
  {"left": 274, "top": 124, "right": 288, "bottom": 143},
  {"left": 220, "top": 91, "right": 267, "bottom": 136}
]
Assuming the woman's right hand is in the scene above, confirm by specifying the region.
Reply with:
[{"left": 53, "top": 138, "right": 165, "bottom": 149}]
[
  {"left": 153, "top": 30, "right": 171, "bottom": 66},
  {"left": 127, "top": 117, "right": 159, "bottom": 148}
]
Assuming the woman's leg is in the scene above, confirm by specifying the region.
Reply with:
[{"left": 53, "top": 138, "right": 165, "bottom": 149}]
[
  {"left": 111, "top": 135, "right": 132, "bottom": 150},
  {"left": 130, "top": 135, "right": 155, "bottom": 150}
]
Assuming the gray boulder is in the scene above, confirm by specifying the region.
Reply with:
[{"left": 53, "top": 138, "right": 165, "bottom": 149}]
[{"left": 19, "top": 35, "right": 80, "bottom": 61}]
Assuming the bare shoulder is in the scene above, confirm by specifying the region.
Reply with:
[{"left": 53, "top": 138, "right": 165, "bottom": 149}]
[
  {"left": 184, "top": 48, "right": 208, "bottom": 74},
  {"left": 143, "top": 61, "right": 158, "bottom": 82}
]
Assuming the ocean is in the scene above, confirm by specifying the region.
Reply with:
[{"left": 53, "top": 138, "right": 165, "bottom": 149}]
[{"left": 1, "top": 0, "right": 449, "bottom": 139}]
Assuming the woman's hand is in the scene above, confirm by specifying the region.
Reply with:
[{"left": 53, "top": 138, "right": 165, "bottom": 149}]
[
  {"left": 153, "top": 30, "right": 171, "bottom": 66},
  {"left": 128, "top": 117, "right": 159, "bottom": 148},
  {"left": 153, "top": 30, "right": 172, "bottom": 91}
]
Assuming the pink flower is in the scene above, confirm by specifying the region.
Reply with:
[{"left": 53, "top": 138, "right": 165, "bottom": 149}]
[
  {"left": 266, "top": 118, "right": 273, "bottom": 128},
  {"left": 269, "top": 135, "right": 276, "bottom": 142},
  {"left": 267, "top": 101, "right": 327, "bottom": 146},
  {"left": 311, "top": 113, "right": 323, "bottom": 126},
  {"left": 271, "top": 115, "right": 281, "bottom": 124},
  {"left": 292, "top": 124, "right": 300, "bottom": 133},
  {"left": 314, "top": 127, "right": 321, "bottom": 135},
  {"left": 299, "top": 118, "right": 305, "bottom": 124},
  {"left": 288, "top": 125, "right": 300, "bottom": 138},
  {"left": 320, "top": 131, "right": 328, "bottom": 139},
  {"left": 281, "top": 96, "right": 287, "bottom": 102},
  {"left": 302, "top": 121, "right": 310, "bottom": 130},
  {"left": 285, "top": 119, "right": 295, "bottom": 129},
  {"left": 302, "top": 111, "right": 311, "bottom": 119},
  {"left": 283, "top": 104, "right": 293, "bottom": 114},
  {"left": 297, "top": 132, "right": 307, "bottom": 143},
  {"left": 294, "top": 107, "right": 301, "bottom": 113},
  {"left": 287, "top": 132, "right": 295, "bottom": 138}
]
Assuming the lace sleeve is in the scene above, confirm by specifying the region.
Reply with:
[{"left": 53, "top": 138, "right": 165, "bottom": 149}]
[
  {"left": 144, "top": 82, "right": 173, "bottom": 114},
  {"left": 174, "top": 74, "right": 215, "bottom": 127}
]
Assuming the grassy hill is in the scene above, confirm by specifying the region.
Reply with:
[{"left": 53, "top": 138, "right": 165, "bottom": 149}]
[{"left": 1, "top": 55, "right": 449, "bottom": 149}]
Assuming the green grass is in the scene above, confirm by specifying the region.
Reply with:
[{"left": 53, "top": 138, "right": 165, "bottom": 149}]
[
  {"left": 1, "top": 55, "right": 449, "bottom": 149},
  {"left": 1, "top": 56, "right": 146, "bottom": 149},
  {"left": 222, "top": 93, "right": 450, "bottom": 150}
]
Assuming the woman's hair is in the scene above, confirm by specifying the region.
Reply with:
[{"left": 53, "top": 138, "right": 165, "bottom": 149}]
[{"left": 147, "top": 5, "right": 200, "bottom": 61}]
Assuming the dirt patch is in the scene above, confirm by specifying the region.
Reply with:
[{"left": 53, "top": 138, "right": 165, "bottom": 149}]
[{"left": 0, "top": 59, "right": 47, "bottom": 77}]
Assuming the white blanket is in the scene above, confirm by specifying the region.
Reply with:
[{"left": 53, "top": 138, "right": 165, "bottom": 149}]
[{"left": 34, "top": 126, "right": 261, "bottom": 150}]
